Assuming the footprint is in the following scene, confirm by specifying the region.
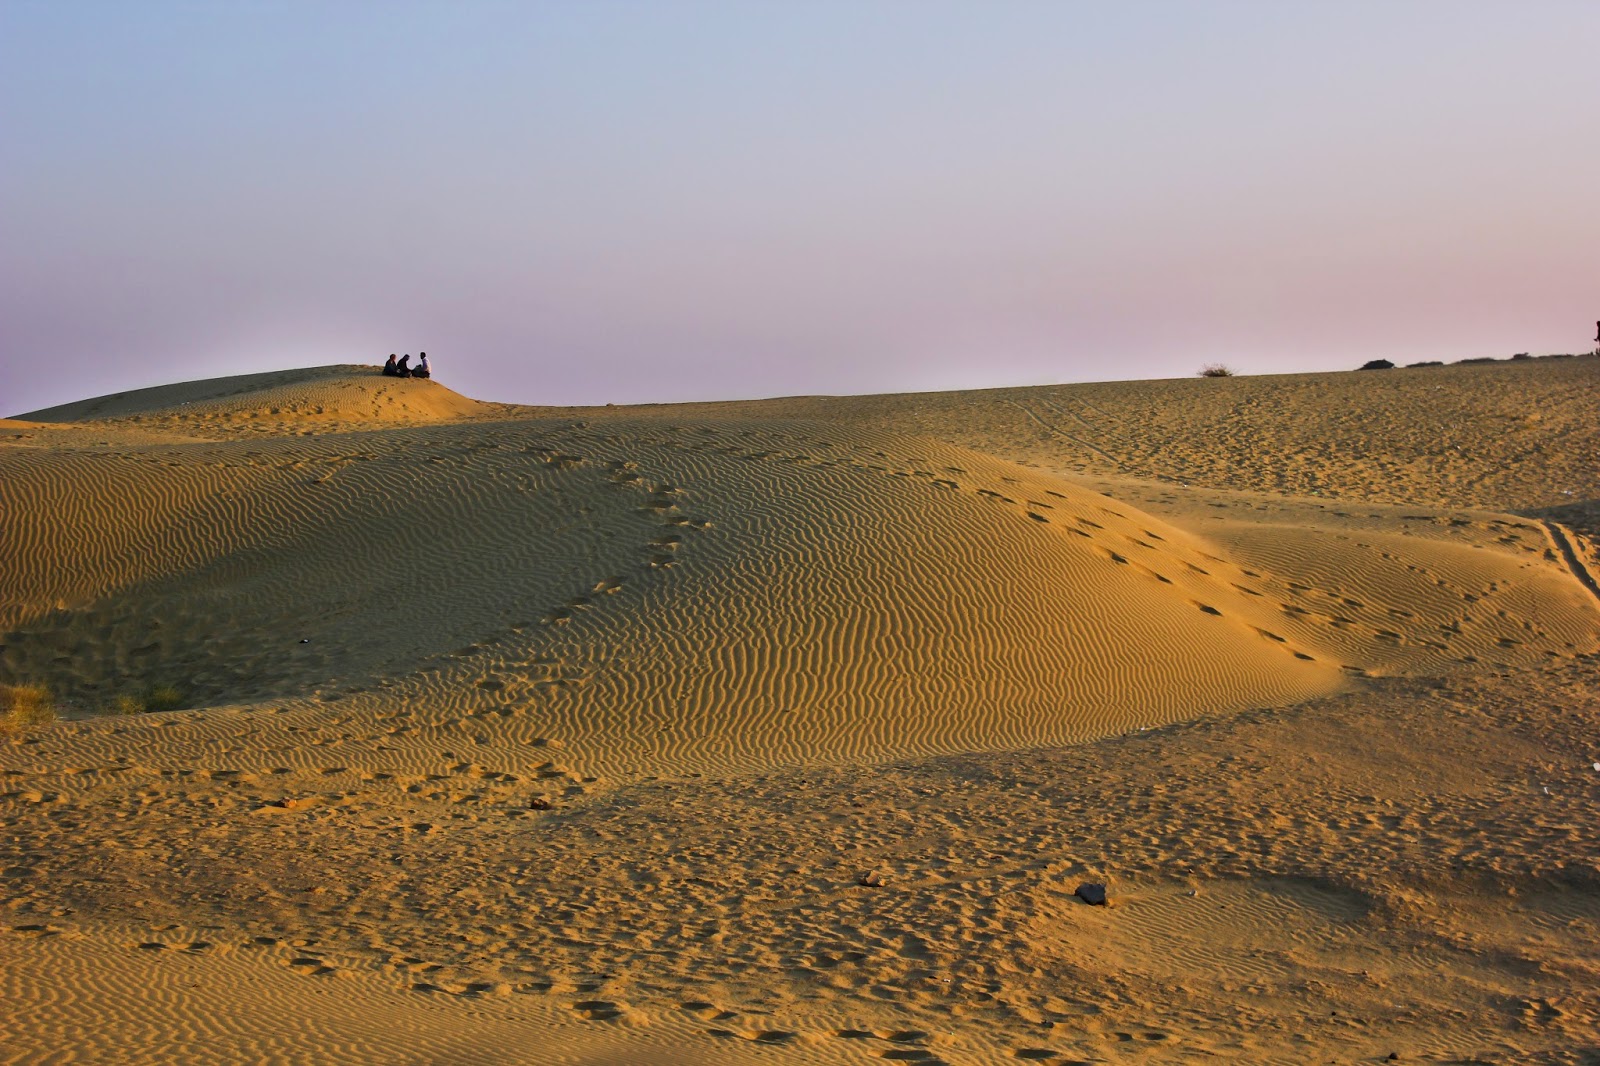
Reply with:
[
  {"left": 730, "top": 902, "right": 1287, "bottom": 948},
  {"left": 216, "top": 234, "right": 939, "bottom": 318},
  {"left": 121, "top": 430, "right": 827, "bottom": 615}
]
[
  {"left": 289, "top": 957, "right": 335, "bottom": 976},
  {"left": 570, "top": 999, "right": 622, "bottom": 1021}
]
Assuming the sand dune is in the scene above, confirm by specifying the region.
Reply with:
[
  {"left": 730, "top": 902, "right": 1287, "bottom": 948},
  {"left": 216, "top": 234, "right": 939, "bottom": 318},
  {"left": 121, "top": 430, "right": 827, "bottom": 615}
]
[
  {"left": 6, "top": 405, "right": 1591, "bottom": 776},
  {"left": 18, "top": 364, "right": 505, "bottom": 436},
  {"left": 3, "top": 361, "right": 1598, "bottom": 1063}
]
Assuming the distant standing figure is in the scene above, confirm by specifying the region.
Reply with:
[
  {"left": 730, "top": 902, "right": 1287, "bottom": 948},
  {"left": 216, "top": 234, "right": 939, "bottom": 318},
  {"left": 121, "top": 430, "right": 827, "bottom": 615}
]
[
  {"left": 414, "top": 352, "right": 431, "bottom": 379},
  {"left": 382, "top": 353, "right": 398, "bottom": 376},
  {"left": 396, "top": 354, "right": 412, "bottom": 378},
  {"left": 1594, "top": 320, "right": 1599, "bottom": 344}
]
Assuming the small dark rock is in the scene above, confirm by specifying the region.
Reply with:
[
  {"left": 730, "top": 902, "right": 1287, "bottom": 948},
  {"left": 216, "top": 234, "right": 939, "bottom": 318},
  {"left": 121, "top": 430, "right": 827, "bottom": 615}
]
[
  {"left": 1387, "top": 1054, "right": 1400, "bottom": 1062},
  {"left": 528, "top": 797, "right": 552, "bottom": 810},
  {"left": 1075, "top": 882, "right": 1108, "bottom": 905},
  {"left": 858, "top": 870, "right": 887, "bottom": 888}
]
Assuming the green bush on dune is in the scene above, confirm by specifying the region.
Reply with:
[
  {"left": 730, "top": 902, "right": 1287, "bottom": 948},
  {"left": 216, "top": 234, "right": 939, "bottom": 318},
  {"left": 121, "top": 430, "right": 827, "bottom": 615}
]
[{"left": 0, "top": 684, "right": 58, "bottom": 736}]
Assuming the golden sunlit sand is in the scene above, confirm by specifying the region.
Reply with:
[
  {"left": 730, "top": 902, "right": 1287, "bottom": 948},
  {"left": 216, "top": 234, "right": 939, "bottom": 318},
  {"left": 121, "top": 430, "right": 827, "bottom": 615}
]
[{"left": 3, "top": 358, "right": 1599, "bottom": 1064}]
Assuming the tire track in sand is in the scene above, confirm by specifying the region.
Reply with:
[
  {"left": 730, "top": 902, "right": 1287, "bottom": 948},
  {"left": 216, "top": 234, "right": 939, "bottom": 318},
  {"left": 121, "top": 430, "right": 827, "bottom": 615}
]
[
  {"left": 1541, "top": 520, "right": 1600, "bottom": 604},
  {"left": 1004, "top": 399, "right": 1125, "bottom": 471}
]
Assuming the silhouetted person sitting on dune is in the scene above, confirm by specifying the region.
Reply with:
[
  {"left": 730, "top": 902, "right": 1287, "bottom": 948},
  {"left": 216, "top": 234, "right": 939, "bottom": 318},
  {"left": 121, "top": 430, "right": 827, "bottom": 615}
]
[
  {"left": 382, "top": 354, "right": 398, "bottom": 376},
  {"left": 395, "top": 354, "right": 412, "bottom": 378},
  {"left": 413, "top": 352, "right": 431, "bottom": 379}
]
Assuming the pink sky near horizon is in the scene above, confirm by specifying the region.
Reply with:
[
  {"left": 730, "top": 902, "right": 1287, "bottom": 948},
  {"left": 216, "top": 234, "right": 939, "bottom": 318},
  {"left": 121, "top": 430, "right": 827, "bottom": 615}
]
[{"left": 3, "top": 2, "right": 1597, "bottom": 415}]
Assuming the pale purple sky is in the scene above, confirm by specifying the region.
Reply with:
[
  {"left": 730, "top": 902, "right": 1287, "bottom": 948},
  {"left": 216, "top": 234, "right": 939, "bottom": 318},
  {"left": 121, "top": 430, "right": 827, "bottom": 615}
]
[{"left": 3, "top": 2, "right": 1597, "bottom": 415}]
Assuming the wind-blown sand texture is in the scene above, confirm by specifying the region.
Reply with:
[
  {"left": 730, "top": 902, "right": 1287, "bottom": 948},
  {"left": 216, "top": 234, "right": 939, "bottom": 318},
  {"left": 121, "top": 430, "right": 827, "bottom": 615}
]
[{"left": 3, "top": 358, "right": 1598, "bottom": 1064}]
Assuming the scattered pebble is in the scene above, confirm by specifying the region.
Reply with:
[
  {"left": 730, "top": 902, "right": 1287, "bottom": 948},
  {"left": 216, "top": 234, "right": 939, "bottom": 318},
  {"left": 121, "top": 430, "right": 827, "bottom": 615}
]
[{"left": 1075, "top": 882, "right": 1108, "bottom": 906}]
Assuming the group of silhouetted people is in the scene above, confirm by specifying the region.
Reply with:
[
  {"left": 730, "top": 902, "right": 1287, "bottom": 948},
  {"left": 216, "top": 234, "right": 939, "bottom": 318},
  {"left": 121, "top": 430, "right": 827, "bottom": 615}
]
[{"left": 382, "top": 352, "right": 430, "bottom": 379}]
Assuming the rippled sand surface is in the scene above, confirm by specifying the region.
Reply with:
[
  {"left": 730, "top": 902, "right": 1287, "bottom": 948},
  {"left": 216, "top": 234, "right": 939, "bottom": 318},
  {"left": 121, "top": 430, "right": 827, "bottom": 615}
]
[{"left": 3, "top": 358, "right": 1598, "bottom": 1064}]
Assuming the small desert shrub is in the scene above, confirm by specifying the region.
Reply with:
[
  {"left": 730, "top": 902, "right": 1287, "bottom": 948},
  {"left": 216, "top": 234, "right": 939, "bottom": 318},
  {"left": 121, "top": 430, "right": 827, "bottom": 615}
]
[
  {"left": 147, "top": 685, "right": 185, "bottom": 711},
  {"left": 114, "top": 684, "right": 187, "bottom": 715},
  {"left": 1357, "top": 359, "right": 1395, "bottom": 371},
  {"left": 1456, "top": 356, "right": 1499, "bottom": 365},
  {"left": 0, "top": 684, "right": 57, "bottom": 736},
  {"left": 1197, "top": 364, "right": 1235, "bottom": 378},
  {"left": 1511, "top": 352, "right": 1532, "bottom": 360},
  {"left": 1406, "top": 360, "right": 1443, "bottom": 368}
]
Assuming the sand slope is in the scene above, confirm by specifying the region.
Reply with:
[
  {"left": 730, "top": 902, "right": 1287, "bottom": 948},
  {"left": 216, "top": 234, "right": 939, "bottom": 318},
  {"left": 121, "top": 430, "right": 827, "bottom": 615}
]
[
  {"left": 3, "top": 361, "right": 1599, "bottom": 1064},
  {"left": 642, "top": 356, "right": 1600, "bottom": 514}
]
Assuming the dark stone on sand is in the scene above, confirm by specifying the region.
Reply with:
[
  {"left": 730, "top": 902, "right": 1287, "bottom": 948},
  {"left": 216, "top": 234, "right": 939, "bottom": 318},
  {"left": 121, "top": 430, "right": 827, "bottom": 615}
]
[{"left": 1075, "top": 882, "right": 1107, "bottom": 905}]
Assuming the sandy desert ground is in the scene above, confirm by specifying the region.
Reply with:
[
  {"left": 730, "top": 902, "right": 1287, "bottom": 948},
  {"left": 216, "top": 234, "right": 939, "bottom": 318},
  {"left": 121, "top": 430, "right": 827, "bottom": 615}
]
[{"left": 3, "top": 357, "right": 1598, "bottom": 1064}]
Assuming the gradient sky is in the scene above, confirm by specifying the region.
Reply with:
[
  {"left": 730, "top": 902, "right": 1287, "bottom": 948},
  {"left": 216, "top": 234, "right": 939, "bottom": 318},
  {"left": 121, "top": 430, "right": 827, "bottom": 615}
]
[{"left": 3, "top": 2, "right": 1597, "bottom": 414}]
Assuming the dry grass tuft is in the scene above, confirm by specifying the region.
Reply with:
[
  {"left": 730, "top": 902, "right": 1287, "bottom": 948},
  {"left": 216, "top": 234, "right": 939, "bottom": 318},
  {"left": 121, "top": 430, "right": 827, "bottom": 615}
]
[
  {"left": 1198, "top": 364, "right": 1236, "bottom": 378},
  {"left": 0, "top": 684, "right": 58, "bottom": 737},
  {"left": 114, "top": 684, "right": 187, "bottom": 715}
]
